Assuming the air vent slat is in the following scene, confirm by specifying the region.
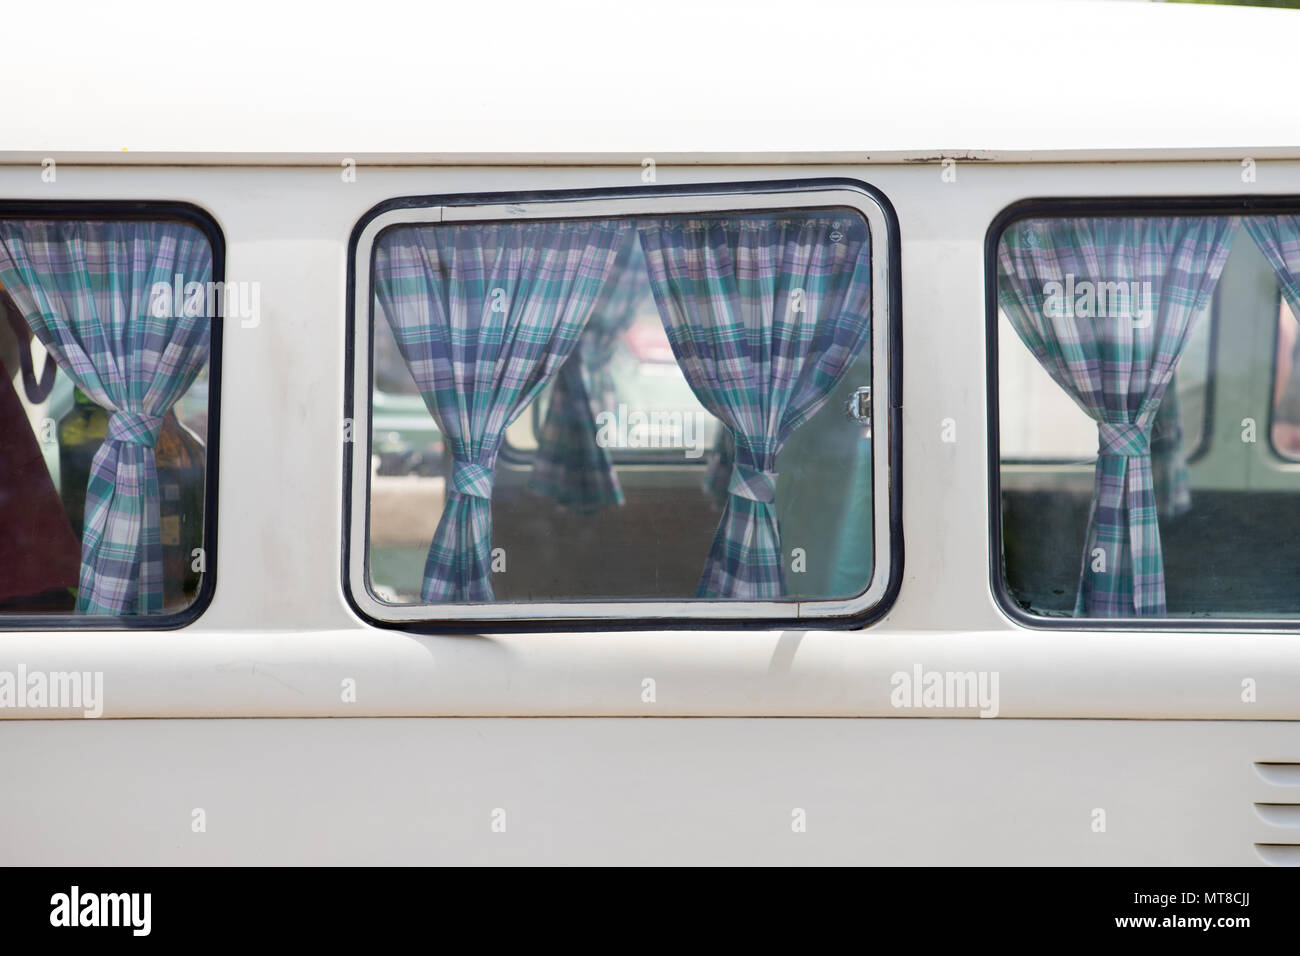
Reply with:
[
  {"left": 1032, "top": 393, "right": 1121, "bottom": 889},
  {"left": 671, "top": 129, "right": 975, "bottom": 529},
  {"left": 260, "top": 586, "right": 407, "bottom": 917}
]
[
  {"left": 1255, "top": 844, "right": 1300, "bottom": 866},
  {"left": 1254, "top": 804, "right": 1300, "bottom": 828},
  {"left": 1253, "top": 763, "right": 1300, "bottom": 864},
  {"left": 1254, "top": 762, "right": 1300, "bottom": 787}
]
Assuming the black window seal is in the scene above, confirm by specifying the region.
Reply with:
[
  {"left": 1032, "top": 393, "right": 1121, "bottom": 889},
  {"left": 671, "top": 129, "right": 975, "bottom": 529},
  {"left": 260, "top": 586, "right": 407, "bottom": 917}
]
[
  {"left": 987, "top": 194, "right": 1300, "bottom": 632},
  {"left": 0, "top": 199, "right": 223, "bottom": 632},
  {"left": 343, "top": 177, "right": 903, "bottom": 634}
]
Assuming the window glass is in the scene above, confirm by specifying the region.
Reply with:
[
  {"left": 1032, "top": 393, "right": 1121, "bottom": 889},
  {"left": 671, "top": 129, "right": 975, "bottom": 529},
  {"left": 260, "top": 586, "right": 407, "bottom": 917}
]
[
  {"left": 511, "top": 308, "right": 723, "bottom": 463},
  {"left": 998, "top": 302, "right": 1212, "bottom": 462},
  {"left": 364, "top": 206, "right": 877, "bottom": 609},
  {"left": 996, "top": 212, "right": 1300, "bottom": 620},
  {"left": 1270, "top": 299, "right": 1300, "bottom": 458},
  {"left": 0, "top": 217, "right": 216, "bottom": 618}
]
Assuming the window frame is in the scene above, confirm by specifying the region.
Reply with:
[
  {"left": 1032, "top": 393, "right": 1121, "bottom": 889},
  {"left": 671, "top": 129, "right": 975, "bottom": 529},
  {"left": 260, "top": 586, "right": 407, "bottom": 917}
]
[
  {"left": 0, "top": 199, "right": 224, "bottom": 631},
  {"left": 344, "top": 179, "right": 902, "bottom": 631},
  {"left": 986, "top": 194, "right": 1300, "bottom": 632}
]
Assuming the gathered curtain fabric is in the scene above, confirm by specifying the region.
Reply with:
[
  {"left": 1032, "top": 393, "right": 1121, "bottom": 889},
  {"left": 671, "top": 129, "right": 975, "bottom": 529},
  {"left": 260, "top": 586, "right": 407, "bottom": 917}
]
[
  {"left": 373, "top": 220, "right": 631, "bottom": 602},
  {"left": 638, "top": 215, "right": 872, "bottom": 599},
  {"left": 997, "top": 216, "right": 1239, "bottom": 617},
  {"left": 0, "top": 220, "right": 213, "bottom": 614},
  {"left": 528, "top": 233, "right": 650, "bottom": 513},
  {"left": 1243, "top": 216, "right": 1300, "bottom": 319}
]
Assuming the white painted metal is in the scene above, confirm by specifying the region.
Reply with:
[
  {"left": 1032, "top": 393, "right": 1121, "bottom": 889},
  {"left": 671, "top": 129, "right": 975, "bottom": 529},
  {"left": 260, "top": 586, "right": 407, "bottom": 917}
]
[
  {"left": 0, "top": 1, "right": 1297, "bottom": 165},
  {"left": 1, "top": 718, "right": 1296, "bottom": 865}
]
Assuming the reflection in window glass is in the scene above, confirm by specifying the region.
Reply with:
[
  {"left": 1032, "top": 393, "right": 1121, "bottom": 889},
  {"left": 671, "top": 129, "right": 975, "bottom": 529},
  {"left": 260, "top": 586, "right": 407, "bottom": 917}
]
[
  {"left": 367, "top": 208, "right": 876, "bottom": 606},
  {"left": 516, "top": 293, "right": 723, "bottom": 463},
  {"left": 999, "top": 302, "right": 1212, "bottom": 462},
  {"left": 1271, "top": 300, "right": 1300, "bottom": 458}
]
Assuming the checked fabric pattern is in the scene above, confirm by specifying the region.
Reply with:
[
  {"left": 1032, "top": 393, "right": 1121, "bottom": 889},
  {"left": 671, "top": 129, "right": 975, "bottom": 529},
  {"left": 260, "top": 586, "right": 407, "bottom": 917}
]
[
  {"left": 527, "top": 232, "right": 651, "bottom": 514},
  {"left": 0, "top": 219, "right": 213, "bottom": 614},
  {"left": 373, "top": 219, "right": 631, "bottom": 601},
  {"left": 997, "top": 216, "right": 1239, "bottom": 617},
  {"left": 639, "top": 214, "right": 873, "bottom": 599},
  {"left": 1243, "top": 216, "right": 1300, "bottom": 322}
]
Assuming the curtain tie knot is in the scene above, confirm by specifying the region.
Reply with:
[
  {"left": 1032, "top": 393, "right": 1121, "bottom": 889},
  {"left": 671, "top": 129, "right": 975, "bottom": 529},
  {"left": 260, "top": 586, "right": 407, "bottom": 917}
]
[
  {"left": 1098, "top": 421, "right": 1150, "bottom": 458},
  {"left": 728, "top": 462, "right": 778, "bottom": 503},
  {"left": 450, "top": 459, "right": 496, "bottom": 499},
  {"left": 107, "top": 410, "right": 164, "bottom": 448}
]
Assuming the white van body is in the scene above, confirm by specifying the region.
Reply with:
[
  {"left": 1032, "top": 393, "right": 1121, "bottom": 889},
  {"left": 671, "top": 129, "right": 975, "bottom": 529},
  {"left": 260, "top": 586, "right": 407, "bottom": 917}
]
[{"left": 2, "top": 0, "right": 1299, "bottom": 865}]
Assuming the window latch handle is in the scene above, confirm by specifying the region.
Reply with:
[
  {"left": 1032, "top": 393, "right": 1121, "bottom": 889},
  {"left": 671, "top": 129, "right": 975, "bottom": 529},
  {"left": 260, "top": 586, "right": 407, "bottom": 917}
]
[{"left": 844, "top": 386, "right": 872, "bottom": 439}]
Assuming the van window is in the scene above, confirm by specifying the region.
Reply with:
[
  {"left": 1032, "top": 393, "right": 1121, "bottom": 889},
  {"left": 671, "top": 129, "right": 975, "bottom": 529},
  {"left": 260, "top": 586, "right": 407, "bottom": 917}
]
[
  {"left": 0, "top": 214, "right": 217, "bottom": 621},
  {"left": 352, "top": 189, "right": 893, "bottom": 622},
  {"left": 994, "top": 209, "right": 1300, "bottom": 621}
]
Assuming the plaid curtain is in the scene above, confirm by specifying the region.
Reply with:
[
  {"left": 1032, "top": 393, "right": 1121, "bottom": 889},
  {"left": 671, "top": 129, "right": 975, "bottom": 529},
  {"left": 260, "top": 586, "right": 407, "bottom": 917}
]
[
  {"left": 639, "top": 214, "right": 872, "bottom": 599},
  {"left": 997, "top": 216, "right": 1238, "bottom": 617},
  {"left": 374, "top": 220, "right": 631, "bottom": 602},
  {"left": 1243, "top": 216, "right": 1300, "bottom": 318},
  {"left": 0, "top": 220, "right": 212, "bottom": 614},
  {"left": 528, "top": 233, "right": 649, "bottom": 513}
]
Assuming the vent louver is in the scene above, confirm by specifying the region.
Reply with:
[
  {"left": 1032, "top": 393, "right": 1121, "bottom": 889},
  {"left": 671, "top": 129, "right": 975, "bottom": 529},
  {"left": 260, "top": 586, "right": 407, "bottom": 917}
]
[{"left": 1254, "top": 762, "right": 1300, "bottom": 866}]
